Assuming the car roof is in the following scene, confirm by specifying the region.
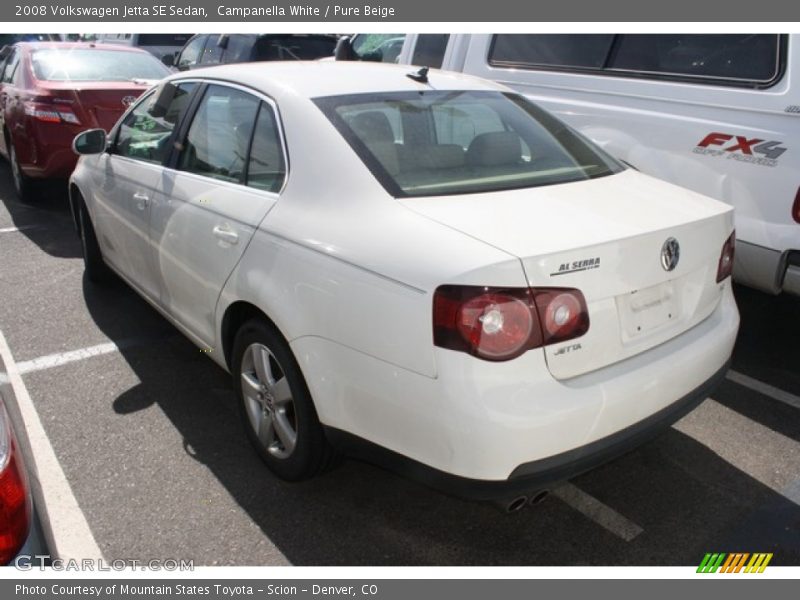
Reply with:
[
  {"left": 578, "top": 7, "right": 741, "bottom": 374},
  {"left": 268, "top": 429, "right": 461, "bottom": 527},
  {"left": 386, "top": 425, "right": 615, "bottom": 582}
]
[
  {"left": 168, "top": 61, "right": 508, "bottom": 99},
  {"left": 14, "top": 41, "right": 152, "bottom": 55}
]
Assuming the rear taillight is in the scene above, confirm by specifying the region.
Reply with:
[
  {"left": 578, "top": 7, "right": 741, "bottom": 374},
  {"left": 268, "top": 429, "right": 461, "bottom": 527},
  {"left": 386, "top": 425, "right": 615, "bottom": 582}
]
[
  {"left": 793, "top": 187, "right": 800, "bottom": 224},
  {"left": 716, "top": 231, "right": 736, "bottom": 283},
  {"left": 433, "top": 285, "right": 589, "bottom": 361},
  {"left": 24, "top": 102, "right": 80, "bottom": 125},
  {"left": 0, "top": 400, "right": 31, "bottom": 565}
]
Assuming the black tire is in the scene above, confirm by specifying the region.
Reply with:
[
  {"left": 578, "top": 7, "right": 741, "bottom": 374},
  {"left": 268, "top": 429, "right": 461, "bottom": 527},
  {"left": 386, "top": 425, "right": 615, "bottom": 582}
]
[
  {"left": 9, "top": 141, "right": 36, "bottom": 203},
  {"left": 78, "top": 200, "right": 112, "bottom": 283},
  {"left": 232, "top": 318, "right": 334, "bottom": 481}
]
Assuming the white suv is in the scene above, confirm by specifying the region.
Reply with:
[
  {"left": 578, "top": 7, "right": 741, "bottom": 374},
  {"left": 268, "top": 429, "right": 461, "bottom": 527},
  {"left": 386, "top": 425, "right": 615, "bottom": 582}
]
[{"left": 341, "top": 33, "right": 800, "bottom": 297}]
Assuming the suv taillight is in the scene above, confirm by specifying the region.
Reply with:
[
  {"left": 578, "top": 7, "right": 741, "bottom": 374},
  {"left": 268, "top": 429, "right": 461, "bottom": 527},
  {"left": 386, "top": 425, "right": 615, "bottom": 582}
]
[
  {"left": 433, "top": 285, "right": 589, "bottom": 361},
  {"left": 716, "top": 231, "right": 736, "bottom": 283}
]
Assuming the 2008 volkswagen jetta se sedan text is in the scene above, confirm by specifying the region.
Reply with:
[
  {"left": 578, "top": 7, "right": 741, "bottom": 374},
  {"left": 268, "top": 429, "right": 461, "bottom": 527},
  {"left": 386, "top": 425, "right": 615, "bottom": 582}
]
[{"left": 69, "top": 62, "right": 739, "bottom": 510}]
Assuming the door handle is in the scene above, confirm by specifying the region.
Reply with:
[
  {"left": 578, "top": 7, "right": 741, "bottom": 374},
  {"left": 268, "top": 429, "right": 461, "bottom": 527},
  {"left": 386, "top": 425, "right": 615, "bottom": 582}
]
[
  {"left": 212, "top": 224, "right": 239, "bottom": 245},
  {"left": 133, "top": 192, "right": 150, "bottom": 210}
]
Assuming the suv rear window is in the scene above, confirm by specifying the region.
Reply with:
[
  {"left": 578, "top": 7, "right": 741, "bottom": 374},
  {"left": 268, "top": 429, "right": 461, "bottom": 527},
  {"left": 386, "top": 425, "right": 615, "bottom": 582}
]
[
  {"left": 315, "top": 90, "right": 623, "bottom": 198},
  {"left": 489, "top": 34, "right": 783, "bottom": 88}
]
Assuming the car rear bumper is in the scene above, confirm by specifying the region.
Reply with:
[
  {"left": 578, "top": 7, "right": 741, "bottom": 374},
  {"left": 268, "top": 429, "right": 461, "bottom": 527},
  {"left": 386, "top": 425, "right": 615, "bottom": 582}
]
[
  {"left": 297, "top": 284, "right": 739, "bottom": 490},
  {"left": 326, "top": 358, "right": 729, "bottom": 501}
]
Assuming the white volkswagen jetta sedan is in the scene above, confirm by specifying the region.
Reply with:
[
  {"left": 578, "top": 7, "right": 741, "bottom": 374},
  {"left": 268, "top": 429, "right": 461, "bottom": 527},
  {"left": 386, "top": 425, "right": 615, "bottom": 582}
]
[{"left": 70, "top": 62, "right": 739, "bottom": 509}]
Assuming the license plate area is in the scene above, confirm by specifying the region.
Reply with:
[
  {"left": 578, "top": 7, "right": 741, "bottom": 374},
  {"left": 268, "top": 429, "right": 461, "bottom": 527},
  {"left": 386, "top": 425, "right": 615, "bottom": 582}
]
[{"left": 617, "top": 281, "right": 680, "bottom": 342}]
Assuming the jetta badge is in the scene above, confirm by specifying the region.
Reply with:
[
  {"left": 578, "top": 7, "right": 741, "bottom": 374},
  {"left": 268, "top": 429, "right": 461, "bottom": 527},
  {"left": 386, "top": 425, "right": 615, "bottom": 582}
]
[
  {"left": 121, "top": 96, "right": 137, "bottom": 107},
  {"left": 660, "top": 237, "right": 680, "bottom": 272}
]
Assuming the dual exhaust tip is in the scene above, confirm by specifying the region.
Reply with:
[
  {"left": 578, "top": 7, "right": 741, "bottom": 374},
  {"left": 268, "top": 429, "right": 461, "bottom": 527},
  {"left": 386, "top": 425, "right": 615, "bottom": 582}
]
[{"left": 497, "top": 489, "right": 550, "bottom": 513}]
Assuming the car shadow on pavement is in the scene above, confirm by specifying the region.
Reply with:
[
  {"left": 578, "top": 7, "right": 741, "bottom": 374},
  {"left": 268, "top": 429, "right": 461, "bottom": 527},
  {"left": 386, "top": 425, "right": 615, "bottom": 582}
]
[
  {"left": 0, "top": 163, "right": 81, "bottom": 259},
  {"left": 75, "top": 274, "right": 800, "bottom": 566}
]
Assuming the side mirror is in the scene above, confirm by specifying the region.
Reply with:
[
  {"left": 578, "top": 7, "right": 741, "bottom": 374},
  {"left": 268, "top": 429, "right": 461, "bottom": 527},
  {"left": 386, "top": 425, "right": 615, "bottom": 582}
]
[
  {"left": 161, "top": 52, "right": 175, "bottom": 67},
  {"left": 334, "top": 36, "right": 354, "bottom": 61},
  {"left": 72, "top": 129, "right": 107, "bottom": 155}
]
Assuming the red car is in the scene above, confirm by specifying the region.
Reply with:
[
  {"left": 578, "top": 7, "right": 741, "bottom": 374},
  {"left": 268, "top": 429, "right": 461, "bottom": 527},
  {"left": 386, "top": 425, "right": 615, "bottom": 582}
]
[{"left": 0, "top": 42, "right": 170, "bottom": 201}]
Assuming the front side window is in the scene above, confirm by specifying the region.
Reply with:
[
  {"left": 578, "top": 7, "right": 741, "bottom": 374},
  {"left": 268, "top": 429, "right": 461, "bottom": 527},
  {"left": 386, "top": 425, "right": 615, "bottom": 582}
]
[
  {"left": 488, "top": 34, "right": 782, "bottom": 87},
  {"left": 1, "top": 50, "right": 19, "bottom": 84},
  {"left": 350, "top": 34, "right": 406, "bottom": 63},
  {"left": 114, "top": 83, "right": 196, "bottom": 164},
  {"left": 31, "top": 49, "right": 169, "bottom": 82},
  {"left": 179, "top": 85, "right": 260, "bottom": 184},
  {"left": 177, "top": 35, "right": 207, "bottom": 70},
  {"left": 316, "top": 90, "right": 623, "bottom": 198}
]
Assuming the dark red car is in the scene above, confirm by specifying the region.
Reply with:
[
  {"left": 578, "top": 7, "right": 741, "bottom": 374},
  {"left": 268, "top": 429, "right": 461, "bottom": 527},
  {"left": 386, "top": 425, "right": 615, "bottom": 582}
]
[{"left": 0, "top": 42, "right": 170, "bottom": 201}]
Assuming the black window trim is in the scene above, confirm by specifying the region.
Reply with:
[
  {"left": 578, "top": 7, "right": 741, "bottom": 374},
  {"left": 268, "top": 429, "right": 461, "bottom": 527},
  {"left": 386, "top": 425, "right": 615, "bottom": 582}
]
[
  {"left": 109, "top": 82, "right": 203, "bottom": 167},
  {"left": 164, "top": 78, "right": 290, "bottom": 196},
  {"left": 487, "top": 34, "right": 789, "bottom": 90}
]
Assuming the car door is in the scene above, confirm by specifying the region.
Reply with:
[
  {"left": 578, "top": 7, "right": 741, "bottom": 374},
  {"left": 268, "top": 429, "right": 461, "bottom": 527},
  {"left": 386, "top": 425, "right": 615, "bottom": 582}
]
[
  {"left": 150, "top": 82, "right": 286, "bottom": 346},
  {"left": 89, "top": 82, "right": 197, "bottom": 300}
]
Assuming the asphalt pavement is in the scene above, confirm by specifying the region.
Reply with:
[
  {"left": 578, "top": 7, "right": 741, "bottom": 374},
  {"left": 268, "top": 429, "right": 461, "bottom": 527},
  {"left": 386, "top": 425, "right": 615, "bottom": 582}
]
[{"left": 0, "top": 167, "right": 798, "bottom": 566}]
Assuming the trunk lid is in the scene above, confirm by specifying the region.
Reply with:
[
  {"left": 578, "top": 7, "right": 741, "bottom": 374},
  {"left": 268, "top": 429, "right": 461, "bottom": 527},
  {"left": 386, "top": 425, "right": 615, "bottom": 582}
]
[
  {"left": 37, "top": 81, "right": 152, "bottom": 131},
  {"left": 401, "top": 170, "right": 734, "bottom": 379}
]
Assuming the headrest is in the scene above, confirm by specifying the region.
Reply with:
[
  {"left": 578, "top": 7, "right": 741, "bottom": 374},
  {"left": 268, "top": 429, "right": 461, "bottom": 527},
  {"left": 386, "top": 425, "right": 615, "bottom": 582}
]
[
  {"left": 349, "top": 111, "right": 395, "bottom": 145},
  {"left": 466, "top": 131, "right": 522, "bottom": 167}
]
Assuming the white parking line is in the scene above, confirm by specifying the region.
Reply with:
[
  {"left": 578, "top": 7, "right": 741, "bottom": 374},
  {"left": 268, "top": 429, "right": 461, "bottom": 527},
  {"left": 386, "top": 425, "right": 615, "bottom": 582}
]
[
  {"left": 0, "top": 328, "right": 104, "bottom": 561},
  {"left": 675, "top": 398, "right": 800, "bottom": 505},
  {"left": 0, "top": 225, "right": 36, "bottom": 234},
  {"left": 16, "top": 342, "right": 121, "bottom": 375},
  {"left": 552, "top": 483, "right": 644, "bottom": 542},
  {"left": 726, "top": 369, "right": 800, "bottom": 410}
]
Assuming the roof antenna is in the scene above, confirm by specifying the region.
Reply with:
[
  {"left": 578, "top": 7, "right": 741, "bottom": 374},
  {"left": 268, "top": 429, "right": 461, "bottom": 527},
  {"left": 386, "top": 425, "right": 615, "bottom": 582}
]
[{"left": 406, "top": 66, "right": 429, "bottom": 84}]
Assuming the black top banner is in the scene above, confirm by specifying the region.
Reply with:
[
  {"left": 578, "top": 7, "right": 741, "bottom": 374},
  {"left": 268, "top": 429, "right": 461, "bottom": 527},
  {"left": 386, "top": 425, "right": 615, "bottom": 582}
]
[{"left": 4, "top": 0, "right": 800, "bottom": 22}]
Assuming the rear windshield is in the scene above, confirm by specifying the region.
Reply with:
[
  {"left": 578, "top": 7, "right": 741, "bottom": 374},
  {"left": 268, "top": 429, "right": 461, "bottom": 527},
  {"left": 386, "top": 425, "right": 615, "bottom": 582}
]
[
  {"left": 315, "top": 90, "right": 623, "bottom": 198},
  {"left": 32, "top": 49, "right": 169, "bottom": 82}
]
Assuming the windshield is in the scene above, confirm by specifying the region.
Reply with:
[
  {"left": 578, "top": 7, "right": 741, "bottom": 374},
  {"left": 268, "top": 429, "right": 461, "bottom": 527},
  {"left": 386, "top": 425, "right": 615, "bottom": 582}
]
[
  {"left": 32, "top": 49, "right": 169, "bottom": 82},
  {"left": 315, "top": 90, "right": 624, "bottom": 198}
]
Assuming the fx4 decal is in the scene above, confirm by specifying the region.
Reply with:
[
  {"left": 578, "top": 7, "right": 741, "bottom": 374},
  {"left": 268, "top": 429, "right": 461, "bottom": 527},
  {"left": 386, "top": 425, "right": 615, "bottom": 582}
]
[{"left": 693, "top": 132, "right": 787, "bottom": 167}]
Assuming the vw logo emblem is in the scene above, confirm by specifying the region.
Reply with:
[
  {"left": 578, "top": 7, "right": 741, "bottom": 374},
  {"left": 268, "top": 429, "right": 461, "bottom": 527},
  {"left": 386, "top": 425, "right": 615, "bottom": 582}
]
[
  {"left": 660, "top": 237, "right": 680, "bottom": 272},
  {"left": 121, "top": 95, "right": 137, "bottom": 107}
]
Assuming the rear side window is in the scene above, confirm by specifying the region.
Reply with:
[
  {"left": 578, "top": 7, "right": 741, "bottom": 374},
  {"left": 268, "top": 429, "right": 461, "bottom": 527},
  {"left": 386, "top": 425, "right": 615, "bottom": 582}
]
[
  {"left": 199, "top": 37, "right": 223, "bottom": 66},
  {"left": 179, "top": 85, "right": 260, "bottom": 184},
  {"left": 411, "top": 34, "right": 450, "bottom": 69},
  {"left": 488, "top": 34, "right": 783, "bottom": 88},
  {"left": 246, "top": 104, "right": 286, "bottom": 193},
  {"left": 490, "top": 35, "right": 614, "bottom": 70},
  {"left": 222, "top": 35, "right": 255, "bottom": 63}
]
